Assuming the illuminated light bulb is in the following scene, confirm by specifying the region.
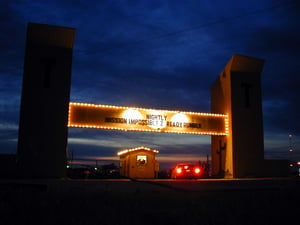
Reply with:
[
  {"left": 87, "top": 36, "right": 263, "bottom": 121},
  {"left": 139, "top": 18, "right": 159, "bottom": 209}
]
[
  {"left": 123, "top": 108, "right": 142, "bottom": 121},
  {"left": 68, "top": 102, "right": 229, "bottom": 135},
  {"left": 69, "top": 102, "right": 227, "bottom": 117},
  {"left": 171, "top": 113, "right": 188, "bottom": 123}
]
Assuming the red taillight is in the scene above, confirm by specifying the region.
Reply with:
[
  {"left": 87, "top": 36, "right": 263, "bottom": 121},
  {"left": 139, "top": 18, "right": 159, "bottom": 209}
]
[
  {"left": 194, "top": 167, "right": 201, "bottom": 174},
  {"left": 176, "top": 168, "right": 182, "bottom": 174}
]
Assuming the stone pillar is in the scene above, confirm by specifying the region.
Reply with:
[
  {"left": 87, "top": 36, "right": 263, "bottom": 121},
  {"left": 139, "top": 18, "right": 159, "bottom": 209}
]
[
  {"left": 17, "top": 23, "right": 75, "bottom": 178},
  {"left": 211, "top": 55, "right": 265, "bottom": 178}
]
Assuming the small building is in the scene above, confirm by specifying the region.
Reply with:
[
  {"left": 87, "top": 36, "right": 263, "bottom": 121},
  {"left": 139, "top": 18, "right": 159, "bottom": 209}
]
[{"left": 117, "top": 146, "right": 159, "bottom": 179}]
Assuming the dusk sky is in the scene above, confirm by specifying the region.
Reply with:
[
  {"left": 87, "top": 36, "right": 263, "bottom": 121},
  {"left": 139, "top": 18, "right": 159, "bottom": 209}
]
[{"left": 0, "top": 0, "right": 299, "bottom": 170}]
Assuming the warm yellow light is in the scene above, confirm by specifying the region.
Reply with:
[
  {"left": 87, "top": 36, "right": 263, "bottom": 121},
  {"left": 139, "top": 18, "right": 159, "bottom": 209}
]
[
  {"left": 171, "top": 113, "right": 188, "bottom": 123},
  {"left": 123, "top": 108, "right": 142, "bottom": 121},
  {"left": 69, "top": 102, "right": 227, "bottom": 117},
  {"left": 146, "top": 110, "right": 167, "bottom": 129},
  {"left": 117, "top": 146, "right": 159, "bottom": 156},
  {"left": 67, "top": 122, "right": 229, "bottom": 136},
  {"left": 68, "top": 102, "right": 229, "bottom": 136},
  {"left": 224, "top": 117, "right": 229, "bottom": 134}
]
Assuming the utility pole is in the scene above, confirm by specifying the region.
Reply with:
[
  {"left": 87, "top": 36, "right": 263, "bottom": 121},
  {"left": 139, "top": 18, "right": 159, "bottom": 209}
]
[
  {"left": 288, "top": 134, "right": 294, "bottom": 168},
  {"left": 288, "top": 134, "right": 293, "bottom": 153}
]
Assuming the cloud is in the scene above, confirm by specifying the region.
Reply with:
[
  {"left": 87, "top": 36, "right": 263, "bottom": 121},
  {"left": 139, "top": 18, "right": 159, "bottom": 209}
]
[
  {"left": 68, "top": 137, "right": 128, "bottom": 149},
  {"left": 1, "top": 0, "right": 300, "bottom": 163}
]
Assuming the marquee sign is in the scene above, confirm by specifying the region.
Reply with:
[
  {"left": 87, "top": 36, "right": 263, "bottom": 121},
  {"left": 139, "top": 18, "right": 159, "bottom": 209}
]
[{"left": 68, "top": 102, "right": 228, "bottom": 135}]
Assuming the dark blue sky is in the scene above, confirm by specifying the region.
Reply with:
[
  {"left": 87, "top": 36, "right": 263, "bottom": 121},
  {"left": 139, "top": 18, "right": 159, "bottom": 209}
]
[{"left": 0, "top": 0, "right": 299, "bottom": 169}]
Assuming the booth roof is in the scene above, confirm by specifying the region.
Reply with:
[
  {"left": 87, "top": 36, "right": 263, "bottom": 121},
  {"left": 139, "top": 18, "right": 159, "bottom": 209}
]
[{"left": 117, "top": 146, "right": 159, "bottom": 156}]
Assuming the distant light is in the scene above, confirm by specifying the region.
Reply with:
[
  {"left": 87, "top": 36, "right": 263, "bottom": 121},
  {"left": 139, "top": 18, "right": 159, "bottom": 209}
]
[
  {"left": 289, "top": 163, "right": 294, "bottom": 167},
  {"left": 194, "top": 168, "right": 201, "bottom": 174},
  {"left": 289, "top": 149, "right": 293, "bottom": 152},
  {"left": 176, "top": 168, "right": 182, "bottom": 174},
  {"left": 297, "top": 162, "right": 300, "bottom": 166}
]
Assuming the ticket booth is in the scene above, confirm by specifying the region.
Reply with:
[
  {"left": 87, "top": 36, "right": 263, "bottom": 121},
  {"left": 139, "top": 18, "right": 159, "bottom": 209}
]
[{"left": 117, "top": 146, "right": 159, "bottom": 179}]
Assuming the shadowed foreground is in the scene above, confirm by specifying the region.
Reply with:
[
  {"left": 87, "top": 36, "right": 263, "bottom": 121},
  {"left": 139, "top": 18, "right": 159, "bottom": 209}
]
[{"left": 0, "top": 179, "right": 299, "bottom": 225}]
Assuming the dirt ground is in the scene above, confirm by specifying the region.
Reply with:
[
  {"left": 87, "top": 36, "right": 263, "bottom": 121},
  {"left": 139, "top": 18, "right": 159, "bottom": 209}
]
[{"left": 1, "top": 179, "right": 299, "bottom": 225}]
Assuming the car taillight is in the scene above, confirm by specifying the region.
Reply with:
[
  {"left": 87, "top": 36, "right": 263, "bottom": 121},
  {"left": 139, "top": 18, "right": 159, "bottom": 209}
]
[
  {"left": 176, "top": 168, "right": 182, "bottom": 174},
  {"left": 194, "top": 167, "right": 201, "bottom": 174}
]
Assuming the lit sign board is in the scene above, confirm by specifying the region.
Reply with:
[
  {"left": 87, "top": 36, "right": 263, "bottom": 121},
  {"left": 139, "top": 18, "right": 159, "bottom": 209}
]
[{"left": 68, "top": 102, "right": 228, "bottom": 135}]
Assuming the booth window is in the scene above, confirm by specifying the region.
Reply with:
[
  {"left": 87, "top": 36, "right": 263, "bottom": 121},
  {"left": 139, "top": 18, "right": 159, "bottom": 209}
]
[{"left": 137, "top": 155, "right": 147, "bottom": 165}]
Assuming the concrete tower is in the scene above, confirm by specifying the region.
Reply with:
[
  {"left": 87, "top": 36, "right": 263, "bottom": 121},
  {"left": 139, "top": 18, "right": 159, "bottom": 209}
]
[
  {"left": 211, "top": 55, "right": 265, "bottom": 178},
  {"left": 17, "top": 23, "right": 76, "bottom": 178}
]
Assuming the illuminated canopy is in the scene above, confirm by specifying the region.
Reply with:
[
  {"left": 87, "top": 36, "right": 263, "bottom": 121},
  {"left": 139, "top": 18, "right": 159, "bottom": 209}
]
[
  {"left": 117, "top": 146, "right": 159, "bottom": 156},
  {"left": 68, "top": 102, "right": 228, "bottom": 135}
]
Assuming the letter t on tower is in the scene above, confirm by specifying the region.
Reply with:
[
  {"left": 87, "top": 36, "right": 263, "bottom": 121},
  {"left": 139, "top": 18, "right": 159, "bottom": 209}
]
[{"left": 17, "top": 23, "right": 76, "bottom": 178}]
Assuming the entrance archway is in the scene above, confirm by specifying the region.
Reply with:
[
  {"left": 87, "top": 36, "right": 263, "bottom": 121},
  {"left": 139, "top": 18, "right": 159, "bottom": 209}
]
[
  {"left": 17, "top": 22, "right": 287, "bottom": 179},
  {"left": 67, "top": 102, "right": 228, "bottom": 177}
]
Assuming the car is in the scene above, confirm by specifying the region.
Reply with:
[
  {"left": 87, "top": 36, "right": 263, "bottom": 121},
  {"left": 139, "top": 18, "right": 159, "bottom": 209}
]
[{"left": 170, "top": 163, "right": 203, "bottom": 179}]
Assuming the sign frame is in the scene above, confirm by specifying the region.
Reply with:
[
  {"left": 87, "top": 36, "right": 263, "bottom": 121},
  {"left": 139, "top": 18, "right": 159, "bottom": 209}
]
[{"left": 68, "top": 102, "right": 228, "bottom": 135}]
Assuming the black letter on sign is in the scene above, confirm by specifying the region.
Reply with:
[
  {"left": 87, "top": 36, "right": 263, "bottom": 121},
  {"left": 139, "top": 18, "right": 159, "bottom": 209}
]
[
  {"left": 41, "top": 58, "right": 56, "bottom": 88},
  {"left": 241, "top": 83, "right": 253, "bottom": 108}
]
